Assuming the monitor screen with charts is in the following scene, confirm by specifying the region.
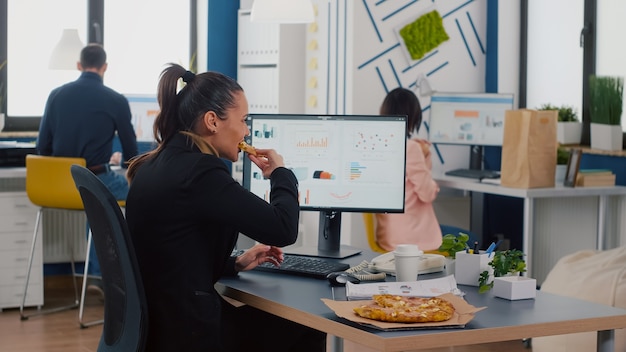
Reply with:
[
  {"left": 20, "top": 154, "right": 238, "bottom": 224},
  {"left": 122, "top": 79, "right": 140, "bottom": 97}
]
[
  {"left": 242, "top": 114, "right": 407, "bottom": 258},
  {"left": 428, "top": 92, "right": 514, "bottom": 146},
  {"left": 124, "top": 94, "right": 160, "bottom": 143}
]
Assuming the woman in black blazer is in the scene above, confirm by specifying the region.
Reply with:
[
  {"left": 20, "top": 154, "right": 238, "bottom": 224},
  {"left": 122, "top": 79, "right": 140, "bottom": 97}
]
[{"left": 125, "top": 64, "right": 326, "bottom": 352}]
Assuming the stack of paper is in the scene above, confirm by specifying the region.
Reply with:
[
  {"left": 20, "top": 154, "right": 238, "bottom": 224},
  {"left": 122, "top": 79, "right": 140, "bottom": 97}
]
[
  {"left": 345, "top": 275, "right": 461, "bottom": 300},
  {"left": 576, "top": 169, "right": 615, "bottom": 187}
]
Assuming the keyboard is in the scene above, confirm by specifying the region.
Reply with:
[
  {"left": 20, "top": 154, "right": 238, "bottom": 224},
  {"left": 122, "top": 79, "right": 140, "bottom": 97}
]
[
  {"left": 252, "top": 254, "right": 350, "bottom": 279},
  {"left": 445, "top": 168, "right": 501, "bottom": 180}
]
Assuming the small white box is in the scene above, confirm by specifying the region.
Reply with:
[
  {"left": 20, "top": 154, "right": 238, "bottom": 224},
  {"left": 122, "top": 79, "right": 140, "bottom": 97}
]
[
  {"left": 454, "top": 251, "right": 492, "bottom": 286},
  {"left": 492, "top": 276, "right": 537, "bottom": 300}
]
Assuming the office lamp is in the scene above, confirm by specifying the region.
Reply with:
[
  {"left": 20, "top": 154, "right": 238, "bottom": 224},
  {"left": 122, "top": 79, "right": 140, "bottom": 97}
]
[
  {"left": 49, "top": 29, "right": 84, "bottom": 70},
  {"left": 250, "top": 0, "right": 315, "bottom": 23}
]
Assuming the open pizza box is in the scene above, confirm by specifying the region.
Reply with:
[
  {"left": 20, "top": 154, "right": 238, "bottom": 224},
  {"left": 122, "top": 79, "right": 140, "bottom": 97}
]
[{"left": 322, "top": 293, "right": 485, "bottom": 331}]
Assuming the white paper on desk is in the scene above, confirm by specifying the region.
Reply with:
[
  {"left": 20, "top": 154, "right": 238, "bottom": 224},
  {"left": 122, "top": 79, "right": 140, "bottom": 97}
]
[{"left": 345, "top": 275, "right": 460, "bottom": 300}]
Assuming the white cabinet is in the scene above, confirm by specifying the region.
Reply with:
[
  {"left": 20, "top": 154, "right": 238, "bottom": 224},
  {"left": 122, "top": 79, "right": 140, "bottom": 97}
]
[
  {"left": 236, "top": 9, "right": 306, "bottom": 114},
  {"left": 0, "top": 192, "right": 43, "bottom": 310},
  {"left": 233, "top": 9, "right": 307, "bottom": 185}
]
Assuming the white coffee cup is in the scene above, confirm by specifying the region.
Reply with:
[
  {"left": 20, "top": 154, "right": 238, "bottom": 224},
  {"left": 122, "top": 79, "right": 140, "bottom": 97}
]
[{"left": 393, "top": 244, "right": 423, "bottom": 282}]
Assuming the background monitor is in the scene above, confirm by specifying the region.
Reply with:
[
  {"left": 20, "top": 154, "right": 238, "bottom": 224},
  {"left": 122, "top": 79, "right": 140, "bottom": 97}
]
[
  {"left": 428, "top": 92, "right": 515, "bottom": 171},
  {"left": 242, "top": 114, "right": 407, "bottom": 258},
  {"left": 428, "top": 92, "right": 515, "bottom": 147},
  {"left": 124, "top": 94, "right": 160, "bottom": 143}
]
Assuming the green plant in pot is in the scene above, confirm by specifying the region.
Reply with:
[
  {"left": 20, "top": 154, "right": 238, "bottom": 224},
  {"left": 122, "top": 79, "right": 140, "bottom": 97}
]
[
  {"left": 556, "top": 147, "right": 569, "bottom": 165},
  {"left": 589, "top": 75, "right": 624, "bottom": 150},
  {"left": 437, "top": 232, "right": 470, "bottom": 259},
  {"left": 538, "top": 104, "right": 581, "bottom": 145},
  {"left": 537, "top": 103, "right": 579, "bottom": 122},
  {"left": 478, "top": 249, "right": 526, "bottom": 293}
]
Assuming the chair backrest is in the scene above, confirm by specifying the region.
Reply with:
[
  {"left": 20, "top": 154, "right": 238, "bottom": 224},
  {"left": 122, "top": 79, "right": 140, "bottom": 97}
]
[
  {"left": 70, "top": 165, "right": 148, "bottom": 352},
  {"left": 363, "top": 213, "right": 387, "bottom": 253},
  {"left": 26, "top": 154, "right": 86, "bottom": 210},
  {"left": 363, "top": 214, "right": 478, "bottom": 255}
]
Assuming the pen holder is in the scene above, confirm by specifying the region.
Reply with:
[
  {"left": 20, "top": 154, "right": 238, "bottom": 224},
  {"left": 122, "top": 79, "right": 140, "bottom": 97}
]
[{"left": 454, "top": 251, "right": 492, "bottom": 286}]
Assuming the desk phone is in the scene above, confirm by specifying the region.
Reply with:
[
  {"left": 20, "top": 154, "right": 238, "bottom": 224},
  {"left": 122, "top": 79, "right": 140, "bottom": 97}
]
[{"left": 369, "top": 252, "right": 446, "bottom": 275}]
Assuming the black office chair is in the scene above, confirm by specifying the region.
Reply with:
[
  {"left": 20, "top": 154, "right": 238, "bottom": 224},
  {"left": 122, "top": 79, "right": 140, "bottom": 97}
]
[{"left": 70, "top": 165, "right": 148, "bottom": 352}]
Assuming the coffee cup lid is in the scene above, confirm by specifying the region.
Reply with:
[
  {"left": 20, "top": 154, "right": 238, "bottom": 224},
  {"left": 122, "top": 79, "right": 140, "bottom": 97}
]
[{"left": 393, "top": 244, "right": 423, "bottom": 257}]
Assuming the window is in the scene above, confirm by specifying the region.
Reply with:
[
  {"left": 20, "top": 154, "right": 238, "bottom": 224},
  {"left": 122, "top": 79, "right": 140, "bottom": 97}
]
[
  {"left": 1, "top": 0, "right": 197, "bottom": 131},
  {"left": 596, "top": 0, "right": 626, "bottom": 132},
  {"left": 525, "top": 0, "right": 584, "bottom": 116},
  {"left": 103, "top": 1, "right": 190, "bottom": 95},
  {"left": 523, "top": 0, "right": 626, "bottom": 147},
  {"left": 7, "top": 0, "right": 87, "bottom": 118}
]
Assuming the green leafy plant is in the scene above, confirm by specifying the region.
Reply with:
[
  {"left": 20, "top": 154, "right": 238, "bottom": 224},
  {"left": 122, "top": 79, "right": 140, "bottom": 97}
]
[
  {"left": 557, "top": 146, "right": 570, "bottom": 165},
  {"left": 537, "top": 103, "right": 579, "bottom": 122},
  {"left": 437, "top": 233, "right": 470, "bottom": 259},
  {"left": 478, "top": 249, "right": 527, "bottom": 293},
  {"left": 539, "top": 104, "right": 582, "bottom": 150},
  {"left": 589, "top": 75, "right": 624, "bottom": 125}
]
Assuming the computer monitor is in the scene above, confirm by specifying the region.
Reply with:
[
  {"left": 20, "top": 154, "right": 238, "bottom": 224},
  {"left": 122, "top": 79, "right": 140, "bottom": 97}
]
[
  {"left": 428, "top": 92, "right": 514, "bottom": 169},
  {"left": 242, "top": 114, "right": 407, "bottom": 259},
  {"left": 124, "top": 94, "right": 160, "bottom": 143}
]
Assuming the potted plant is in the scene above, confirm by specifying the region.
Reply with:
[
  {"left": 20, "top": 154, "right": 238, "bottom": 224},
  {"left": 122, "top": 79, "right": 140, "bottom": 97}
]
[
  {"left": 437, "top": 232, "right": 470, "bottom": 276},
  {"left": 437, "top": 232, "right": 470, "bottom": 259},
  {"left": 538, "top": 103, "right": 581, "bottom": 145},
  {"left": 589, "top": 75, "right": 624, "bottom": 151},
  {"left": 555, "top": 146, "right": 570, "bottom": 183},
  {"left": 478, "top": 249, "right": 535, "bottom": 299}
]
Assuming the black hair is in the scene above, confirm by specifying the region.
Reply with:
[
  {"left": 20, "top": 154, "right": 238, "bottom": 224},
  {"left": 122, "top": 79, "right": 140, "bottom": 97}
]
[
  {"left": 380, "top": 87, "right": 422, "bottom": 138},
  {"left": 80, "top": 43, "right": 107, "bottom": 69},
  {"left": 127, "top": 63, "right": 243, "bottom": 181}
]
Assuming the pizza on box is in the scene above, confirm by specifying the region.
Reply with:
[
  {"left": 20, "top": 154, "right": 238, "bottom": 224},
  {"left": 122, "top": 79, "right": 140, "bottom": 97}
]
[{"left": 353, "top": 294, "right": 455, "bottom": 323}]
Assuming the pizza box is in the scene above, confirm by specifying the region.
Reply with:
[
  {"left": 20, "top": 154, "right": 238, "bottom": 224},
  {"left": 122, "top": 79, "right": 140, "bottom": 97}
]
[{"left": 322, "top": 293, "right": 485, "bottom": 330}]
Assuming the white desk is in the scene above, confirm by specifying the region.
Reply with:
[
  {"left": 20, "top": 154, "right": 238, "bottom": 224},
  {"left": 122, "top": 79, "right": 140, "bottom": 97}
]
[
  {"left": 435, "top": 174, "right": 626, "bottom": 280},
  {"left": 0, "top": 167, "right": 27, "bottom": 178}
]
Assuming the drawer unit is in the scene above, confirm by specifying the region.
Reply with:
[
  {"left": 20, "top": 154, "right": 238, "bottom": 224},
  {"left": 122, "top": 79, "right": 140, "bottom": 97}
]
[{"left": 0, "top": 192, "right": 42, "bottom": 310}]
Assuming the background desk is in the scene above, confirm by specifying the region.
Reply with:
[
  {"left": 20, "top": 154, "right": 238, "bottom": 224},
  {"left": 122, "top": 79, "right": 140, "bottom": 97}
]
[
  {"left": 217, "top": 252, "right": 626, "bottom": 352},
  {"left": 435, "top": 175, "right": 626, "bottom": 284},
  {"left": 0, "top": 167, "right": 88, "bottom": 309}
]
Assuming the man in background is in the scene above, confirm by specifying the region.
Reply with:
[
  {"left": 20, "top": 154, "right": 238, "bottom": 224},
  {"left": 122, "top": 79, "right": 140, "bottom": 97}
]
[{"left": 37, "top": 43, "right": 138, "bottom": 297}]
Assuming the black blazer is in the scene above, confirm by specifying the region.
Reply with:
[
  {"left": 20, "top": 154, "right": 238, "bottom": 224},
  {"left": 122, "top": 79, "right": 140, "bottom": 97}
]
[{"left": 125, "top": 133, "right": 299, "bottom": 351}]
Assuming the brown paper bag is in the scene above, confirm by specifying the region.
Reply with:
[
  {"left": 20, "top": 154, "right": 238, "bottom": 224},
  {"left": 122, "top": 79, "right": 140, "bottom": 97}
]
[{"left": 500, "top": 109, "right": 558, "bottom": 188}]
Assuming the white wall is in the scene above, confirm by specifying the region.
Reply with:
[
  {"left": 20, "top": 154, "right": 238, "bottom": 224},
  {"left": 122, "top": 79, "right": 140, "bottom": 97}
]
[
  {"left": 301, "top": 0, "right": 516, "bottom": 249},
  {"left": 240, "top": 1, "right": 522, "bottom": 252}
]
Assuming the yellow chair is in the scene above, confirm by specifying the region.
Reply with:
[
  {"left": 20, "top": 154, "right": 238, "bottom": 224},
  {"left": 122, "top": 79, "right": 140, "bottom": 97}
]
[
  {"left": 363, "top": 213, "right": 467, "bottom": 256},
  {"left": 20, "top": 154, "right": 87, "bottom": 321},
  {"left": 363, "top": 213, "right": 387, "bottom": 253}
]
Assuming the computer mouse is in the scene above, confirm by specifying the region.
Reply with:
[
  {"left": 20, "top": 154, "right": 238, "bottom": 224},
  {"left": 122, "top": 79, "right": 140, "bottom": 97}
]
[{"left": 326, "top": 271, "right": 360, "bottom": 286}]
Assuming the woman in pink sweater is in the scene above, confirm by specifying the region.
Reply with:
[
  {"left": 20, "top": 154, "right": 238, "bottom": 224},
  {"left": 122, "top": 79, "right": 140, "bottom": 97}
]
[{"left": 375, "top": 88, "right": 442, "bottom": 252}]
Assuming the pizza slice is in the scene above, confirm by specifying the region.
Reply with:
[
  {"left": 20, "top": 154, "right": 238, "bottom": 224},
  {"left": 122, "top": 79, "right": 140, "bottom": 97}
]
[{"left": 238, "top": 141, "right": 258, "bottom": 156}]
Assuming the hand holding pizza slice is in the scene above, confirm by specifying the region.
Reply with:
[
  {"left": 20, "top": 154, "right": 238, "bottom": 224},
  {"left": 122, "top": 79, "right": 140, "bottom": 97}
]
[{"left": 238, "top": 141, "right": 258, "bottom": 156}]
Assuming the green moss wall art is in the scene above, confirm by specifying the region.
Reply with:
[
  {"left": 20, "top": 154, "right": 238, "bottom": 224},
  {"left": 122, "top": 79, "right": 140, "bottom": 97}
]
[{"left": 399, "top": 10, "right": 449, "bottom": 61}]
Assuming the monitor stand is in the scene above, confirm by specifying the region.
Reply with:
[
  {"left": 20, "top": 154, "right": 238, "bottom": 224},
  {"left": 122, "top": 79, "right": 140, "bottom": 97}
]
[
  {"left": 469, "top": 144, "right": 484, "bottom": 241},
  {"left": 469, "top": 145, "right": 483, "bottom": 170},
  {"left": 284, "top": 211, "right": 362, "bottom": 259}
]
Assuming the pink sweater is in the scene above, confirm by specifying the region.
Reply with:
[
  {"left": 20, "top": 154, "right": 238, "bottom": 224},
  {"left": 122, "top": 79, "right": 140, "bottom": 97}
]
[{"left": 375, "top": 139, "right": 442, "bottom": 252}]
